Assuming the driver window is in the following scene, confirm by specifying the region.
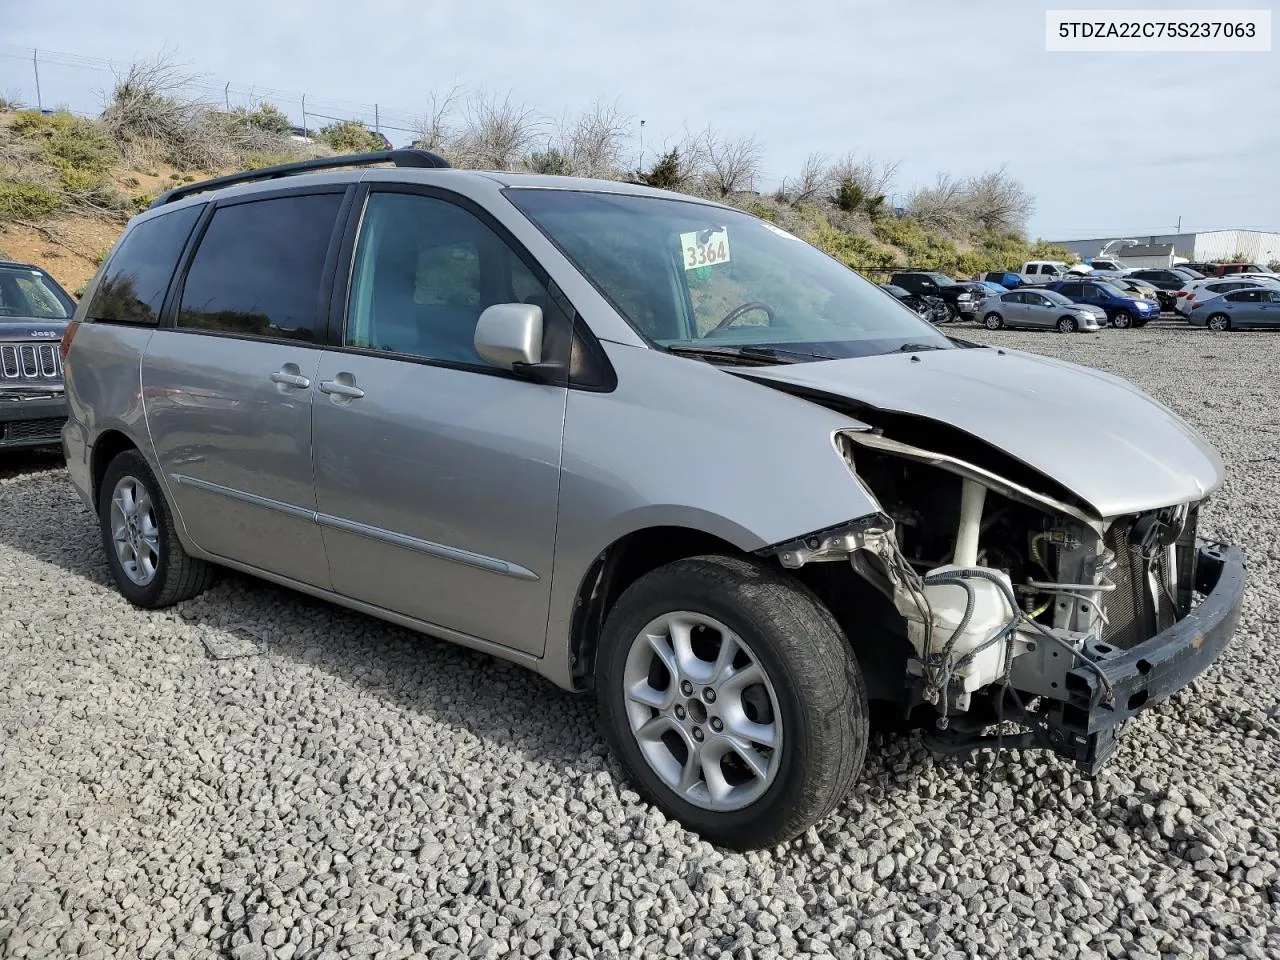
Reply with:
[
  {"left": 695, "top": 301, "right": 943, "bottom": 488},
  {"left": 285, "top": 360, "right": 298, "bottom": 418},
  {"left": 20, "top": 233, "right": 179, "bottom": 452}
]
[{"left": 347, "top": 191, "right": 567, "bottom": 366}]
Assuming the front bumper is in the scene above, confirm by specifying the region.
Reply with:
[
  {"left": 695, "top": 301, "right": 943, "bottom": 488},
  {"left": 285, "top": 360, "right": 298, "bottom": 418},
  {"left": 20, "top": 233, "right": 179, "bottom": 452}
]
[
  {"left": 1054, "top": 541, "right": 1245, "bottom": 774},
  {"left": 0, "top": 392, "right": 67, "bottom": 449}
]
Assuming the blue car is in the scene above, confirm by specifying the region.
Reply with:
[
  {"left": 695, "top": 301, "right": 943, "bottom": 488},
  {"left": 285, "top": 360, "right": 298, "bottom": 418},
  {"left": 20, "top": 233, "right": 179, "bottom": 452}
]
[
  {"left": 1044, "top": 278, "right": 1160, "bottom": 328},
  {"left": 982, "top": 271, "right": 1024, "bottom": 289}
]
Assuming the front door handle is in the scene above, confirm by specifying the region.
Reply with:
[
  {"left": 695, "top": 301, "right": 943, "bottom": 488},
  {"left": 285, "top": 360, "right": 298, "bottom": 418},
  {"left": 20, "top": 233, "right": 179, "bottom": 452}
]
[
  {"left": 270, "top": 370, "right": 312, "bottom": 389},
  {"left": 319, "top": 378, "right": 365, "bottom": 399}
]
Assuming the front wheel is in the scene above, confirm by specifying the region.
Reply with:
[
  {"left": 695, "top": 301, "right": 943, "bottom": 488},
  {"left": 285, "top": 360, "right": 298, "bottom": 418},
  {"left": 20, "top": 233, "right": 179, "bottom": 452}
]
[
  {"left": 1111, "top": 310, "right": 1132, "bottom": 329},
  {"left": 596, "top": 555, "right": 868, "bottom": 850},
  {"left": 98, "top": 450, "right": 216, "bottom": 607},
  {"left": 1206, "top": 313, "right": 1231, "bottom": 332},
  {"left": 983, "top": 312, "right": 1004, "bottom": 330},
  {"left": 1057, "top": 316, "right": 1079, "bottom": 333}
]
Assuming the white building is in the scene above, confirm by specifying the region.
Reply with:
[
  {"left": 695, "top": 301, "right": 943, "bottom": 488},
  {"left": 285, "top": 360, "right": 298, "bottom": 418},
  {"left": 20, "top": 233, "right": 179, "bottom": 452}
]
[{"left": 1050, "top": 230, "right": 1280, "bottom": 266}]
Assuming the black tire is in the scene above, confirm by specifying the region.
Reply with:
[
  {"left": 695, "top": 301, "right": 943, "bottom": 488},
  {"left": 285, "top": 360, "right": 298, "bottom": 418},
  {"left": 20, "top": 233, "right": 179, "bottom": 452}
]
[
  {"left": 595, "top": 555, "right": 868, "bottom": 850},
  {"left": 98, "top": 450, "right": 216, "bottom": 608},
  {"left": 982, "top": 312, "right": 1004, "bottom": 330},
  {"left": 1111, "top": 310, "right": 1132, "bottom": 329},
  {"left": 1206, "top": 313, "right": 1231, "bottom": 332},
  {"left": 944, "top": 303, "right": 959, "bottom": 323},
  {"left": 1057, "top": 316, "right": 1079, "bottom": 333}
]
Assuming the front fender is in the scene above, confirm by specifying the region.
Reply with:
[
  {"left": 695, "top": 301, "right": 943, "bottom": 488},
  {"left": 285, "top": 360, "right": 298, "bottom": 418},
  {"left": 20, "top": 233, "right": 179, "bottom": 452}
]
[{"left": 539, "top": 342, "right": 882, "bottom": 687}]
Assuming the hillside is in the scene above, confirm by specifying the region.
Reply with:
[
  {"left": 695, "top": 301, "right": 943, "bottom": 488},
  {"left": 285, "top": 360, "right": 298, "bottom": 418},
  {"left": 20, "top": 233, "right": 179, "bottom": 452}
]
[{"left": 0, "top": 67, "right": 1077, "bottom": 295}]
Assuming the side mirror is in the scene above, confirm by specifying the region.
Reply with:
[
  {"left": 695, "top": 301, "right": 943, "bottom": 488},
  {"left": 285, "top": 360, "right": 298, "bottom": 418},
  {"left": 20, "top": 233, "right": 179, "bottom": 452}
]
[{"left": 474, "top": 303, "right": 543, "bottom": 369}]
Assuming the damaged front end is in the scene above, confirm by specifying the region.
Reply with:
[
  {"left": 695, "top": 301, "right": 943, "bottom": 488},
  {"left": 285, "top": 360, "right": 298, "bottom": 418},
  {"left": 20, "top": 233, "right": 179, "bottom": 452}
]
[{"left": 764, "top": 428, "right": 1245, "bottom": 775}]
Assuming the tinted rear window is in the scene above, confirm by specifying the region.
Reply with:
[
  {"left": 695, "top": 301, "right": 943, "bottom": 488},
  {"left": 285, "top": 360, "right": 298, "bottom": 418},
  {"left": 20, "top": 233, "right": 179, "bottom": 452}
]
[
  {"left": 177, "top": 193, "right": 342, "bottom": 342},
  {"left": 85, "top": 205, "right": 203, "bottom": 325}
]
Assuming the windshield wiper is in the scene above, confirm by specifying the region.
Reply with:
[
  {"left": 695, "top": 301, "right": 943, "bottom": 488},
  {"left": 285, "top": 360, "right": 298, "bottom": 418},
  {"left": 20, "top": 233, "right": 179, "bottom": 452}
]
[
  {"left": 665, "top": 343, "right": 833, "bottom": 365},
  {"left": 897, "top": 342, "right": 946, "bottom": 353}
]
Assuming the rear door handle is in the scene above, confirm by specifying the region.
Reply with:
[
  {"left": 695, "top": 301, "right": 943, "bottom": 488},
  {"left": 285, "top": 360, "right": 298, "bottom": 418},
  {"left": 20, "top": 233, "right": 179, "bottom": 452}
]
[
  {"left": 319, "top": 379, "right": 365, "bottom": 399},
  {"left": 270, "top": 371, "right": 312, "bottom": 389}
]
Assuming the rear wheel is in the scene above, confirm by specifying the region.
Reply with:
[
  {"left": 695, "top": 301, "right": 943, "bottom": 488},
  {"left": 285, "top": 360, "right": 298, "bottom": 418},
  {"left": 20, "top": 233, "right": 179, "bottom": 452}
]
[
  {"left": 98, "top": 450, "right": 216, "bottom": 608},
  {"left": 983, "top": 312, "right": 1004, "bottom": 330},
  {"left": 1206, "top": 313, "right": 1231, "bottom": 332},
  {"left": 596, "top": 555, "right": 868, "bottom": 850},
  {"left": 1057, "top": 316, "right": 1079, "bottom": 333},
  {"left": 1111, "top": 310, "right": 1133, "bottom": 329}
]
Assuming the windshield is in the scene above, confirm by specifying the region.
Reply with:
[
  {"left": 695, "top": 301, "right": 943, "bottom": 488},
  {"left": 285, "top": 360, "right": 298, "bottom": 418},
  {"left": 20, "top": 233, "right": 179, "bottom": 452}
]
[
  {"left": 506, "top": 189, "right": 951, "bottom": 359},
  {"left": 1096, "top": 281, "right": 1128, "bottom": 297},
  {"left": 1173, "top": 267, "right": 1204, "bottom": 280},
  {"left": 0, "top": 266, "right": 74, "bottom": 320},
  {"left": 926, "top": 273, "right": 955, "bottom": 286},
  {"left": 1041, "top": 289, "right": 1075, "bottom": 306}
]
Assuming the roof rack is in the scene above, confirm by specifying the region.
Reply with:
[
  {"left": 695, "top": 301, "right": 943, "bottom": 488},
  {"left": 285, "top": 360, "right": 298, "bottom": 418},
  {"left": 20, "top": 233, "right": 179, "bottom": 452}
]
[{"left": 148, "top": 149, "right": 451, "bottom": 209}]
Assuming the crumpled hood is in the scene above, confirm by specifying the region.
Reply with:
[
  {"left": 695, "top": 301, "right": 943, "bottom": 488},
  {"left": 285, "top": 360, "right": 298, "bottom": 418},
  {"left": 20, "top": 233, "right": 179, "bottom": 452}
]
[{"left": 741, "top": 347, "right": 1224, "bottom": 518}]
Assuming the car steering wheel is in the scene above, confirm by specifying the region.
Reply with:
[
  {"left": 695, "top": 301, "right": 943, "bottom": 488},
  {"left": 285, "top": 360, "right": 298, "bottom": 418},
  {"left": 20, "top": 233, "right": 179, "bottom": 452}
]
[{"left": 705, "top": 301, "right": 776, "bottom": 335}]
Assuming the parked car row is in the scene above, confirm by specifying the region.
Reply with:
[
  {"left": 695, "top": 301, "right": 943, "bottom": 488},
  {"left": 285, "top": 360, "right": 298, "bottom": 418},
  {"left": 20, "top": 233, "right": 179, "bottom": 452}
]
[{"left": 968, "top": 259, "right": 1280, "bottom": 333}]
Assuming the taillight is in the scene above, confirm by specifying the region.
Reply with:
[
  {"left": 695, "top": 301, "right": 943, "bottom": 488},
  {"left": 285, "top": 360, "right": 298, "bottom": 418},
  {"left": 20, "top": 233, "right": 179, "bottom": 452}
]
[
  {"left": 60, "top": 320, "right": 80, "bottom": 362},
  {"left": 1192, "top": 302, "right": 1204, "bottom": 310}
]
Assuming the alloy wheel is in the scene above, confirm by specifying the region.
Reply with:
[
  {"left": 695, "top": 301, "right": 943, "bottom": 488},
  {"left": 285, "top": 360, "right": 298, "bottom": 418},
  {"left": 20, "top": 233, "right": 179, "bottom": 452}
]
[
  {"left": 109, "top": 476, "right": 160, "bottom": 586},
  {"left": 622, "top": 611, "right": 783, "bottom": 811}
]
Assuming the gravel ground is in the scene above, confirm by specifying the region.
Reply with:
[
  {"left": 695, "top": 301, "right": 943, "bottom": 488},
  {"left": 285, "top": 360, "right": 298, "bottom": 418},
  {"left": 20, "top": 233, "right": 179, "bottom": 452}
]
[{"left": 3, "top": 319, "right": 1280, "bottom": 960}]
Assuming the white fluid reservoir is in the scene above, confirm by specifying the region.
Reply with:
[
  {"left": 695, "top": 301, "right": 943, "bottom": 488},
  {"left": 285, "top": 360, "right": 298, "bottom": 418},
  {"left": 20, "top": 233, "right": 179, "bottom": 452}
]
[{"left": 899, "top": 565, "right": 1017, "bottom": 694}]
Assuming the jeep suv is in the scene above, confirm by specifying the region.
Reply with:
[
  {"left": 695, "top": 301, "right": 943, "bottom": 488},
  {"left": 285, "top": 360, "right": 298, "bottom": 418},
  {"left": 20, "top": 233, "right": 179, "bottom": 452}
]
[
  {"left": 62, "top": 151, "right": 1245, "bottom": 849},
  {"left": 0, "top": 260, "right": 76, "bottom": 449}
]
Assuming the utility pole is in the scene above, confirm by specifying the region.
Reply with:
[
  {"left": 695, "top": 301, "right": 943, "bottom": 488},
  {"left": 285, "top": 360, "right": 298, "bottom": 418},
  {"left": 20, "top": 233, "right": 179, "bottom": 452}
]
[
  {"left": 639, "top": 119, "right": 645, "bottom": 171},
  {"left": 1176, "top": 216, "right": 1181, "bottom": 233},
  {"left": 224, "top": 82, "right": 230, "bottom": 112},
  {"left": 32, "top": 49, "right": 42, "bottom": 111}
]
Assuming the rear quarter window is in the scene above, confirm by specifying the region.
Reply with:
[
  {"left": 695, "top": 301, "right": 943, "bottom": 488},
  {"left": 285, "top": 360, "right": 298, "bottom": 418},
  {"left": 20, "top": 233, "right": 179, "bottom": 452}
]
[{"left": 86, "top": 205, "right": 204, "bottom": 325}]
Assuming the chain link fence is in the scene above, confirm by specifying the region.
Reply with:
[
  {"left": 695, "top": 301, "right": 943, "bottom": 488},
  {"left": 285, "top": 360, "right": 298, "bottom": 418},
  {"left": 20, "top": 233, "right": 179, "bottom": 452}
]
[{"left": 0, "top": 44, "right": 423, "bottom": 144}]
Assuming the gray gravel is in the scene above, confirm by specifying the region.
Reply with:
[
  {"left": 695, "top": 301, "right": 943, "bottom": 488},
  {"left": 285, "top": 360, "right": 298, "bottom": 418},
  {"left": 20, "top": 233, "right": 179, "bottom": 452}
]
[{"left": 3, "top": 319, "right": 1280, "bottom": 959}]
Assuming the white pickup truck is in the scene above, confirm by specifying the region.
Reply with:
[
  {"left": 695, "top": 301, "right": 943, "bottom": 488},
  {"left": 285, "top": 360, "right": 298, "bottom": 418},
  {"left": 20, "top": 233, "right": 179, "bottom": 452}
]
[{"left": 1018, "top": 260, "right": 1076, "bottom": 285}]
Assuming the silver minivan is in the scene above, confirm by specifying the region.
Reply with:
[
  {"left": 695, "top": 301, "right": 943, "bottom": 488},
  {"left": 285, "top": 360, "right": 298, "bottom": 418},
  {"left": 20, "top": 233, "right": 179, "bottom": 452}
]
[{"left": 61, "top": 151, "right": 1245, "bottom": 849}]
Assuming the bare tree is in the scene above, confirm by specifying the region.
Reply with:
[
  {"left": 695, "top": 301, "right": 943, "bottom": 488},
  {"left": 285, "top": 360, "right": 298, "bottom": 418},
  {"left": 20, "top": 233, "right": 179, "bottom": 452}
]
[
  {"left": 555, "top": 100, "right": 630, "bottom": 178},
  {"left": 100, "top": 53, "right": 236, "bottom": 171},
  {"left": 907, "top": 173, "right": 971, "bottom": 234},
  {"left": 825, "top": 152, "right": 899, "bottom": 202},
  {"left": 450, "top": 90, "right": 541, "bottom": 170},
  {"left": 413, "top": 85, "right": 461, "bottom": 153},
  {"left": 781, "top": 152, "right": 827, "bottom": 205},
  {"left": 701, "top": 127, "right": 762, "bottom": 197},
  {"left": 963, "top": 167, "right": 1034, "bottom": 234}
]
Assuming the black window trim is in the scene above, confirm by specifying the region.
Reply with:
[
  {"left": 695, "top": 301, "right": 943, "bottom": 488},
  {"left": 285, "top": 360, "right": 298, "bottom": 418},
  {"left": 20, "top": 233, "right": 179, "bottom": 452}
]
[
  {"left": 325, "top": 181, "right": 616, "bottom": 392},
  {"left": 160, "top": 182, "right": 354, "bottom": 347}
]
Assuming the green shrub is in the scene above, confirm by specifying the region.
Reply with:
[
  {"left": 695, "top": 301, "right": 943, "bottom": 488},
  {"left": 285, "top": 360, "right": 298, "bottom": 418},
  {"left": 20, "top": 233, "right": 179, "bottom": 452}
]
[
  {"left": 872, "top": 216, "right": 958, "bottom": 271},
  {"left": 525, "top": 148, "right": 570, "bottom": 175},
  {"left": 10, "top": 110, "right": 118, "bottom": 193},
  {"left": 0, "top": 178, "right": 62, "bottom": 221},
  {"left": 214, "top": 103, "right": 293, "bottom": 137},
  {"left": 319, "top": 120, "right": 384, "bottom": 153},
  {"left": 636, "top": 149, "right": 682, "bottom": 189},
  {"left": 811, "top": 222, "right": 897, "bottom": 271},
  {"left": 831, "top": 178, "right": 885, "bottom": 219}
]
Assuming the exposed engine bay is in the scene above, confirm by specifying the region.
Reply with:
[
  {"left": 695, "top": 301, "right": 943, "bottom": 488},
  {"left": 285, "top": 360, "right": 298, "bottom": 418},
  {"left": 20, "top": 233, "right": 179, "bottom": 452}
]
[{"left": 765, "top": 426, "right": 1209, "bottom": 772}]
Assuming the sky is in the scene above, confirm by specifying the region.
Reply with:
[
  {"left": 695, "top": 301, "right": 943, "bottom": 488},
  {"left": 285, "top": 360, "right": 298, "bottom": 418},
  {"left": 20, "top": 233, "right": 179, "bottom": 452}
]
[{"left": 3, "top": 0, "right": 1277, "bottom": 241}]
